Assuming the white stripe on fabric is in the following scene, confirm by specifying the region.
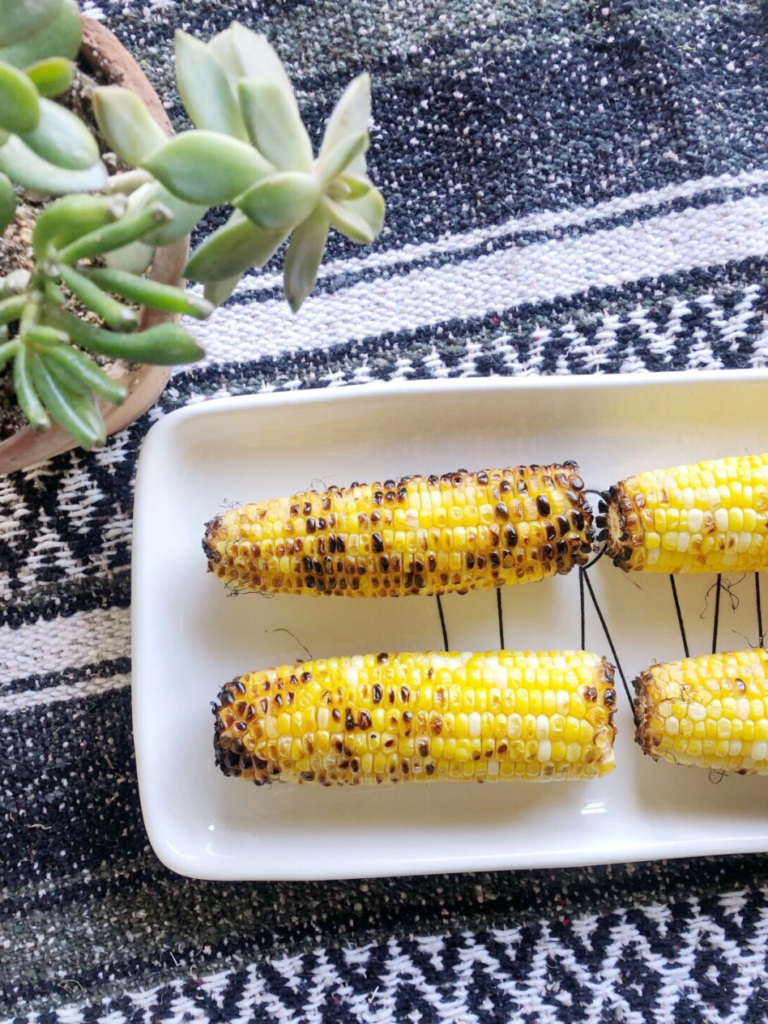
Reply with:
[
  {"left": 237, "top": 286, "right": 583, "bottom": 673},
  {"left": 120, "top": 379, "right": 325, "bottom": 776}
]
[
  {"left": 221, "top": 166, "right": 768, "bottom": 297},
  {"left": 0, "top": 606, "right": 131, "bottom": 686},
  {"left": 0, "top": 673, "right": 131, "bottom": 714},
  {"left": 187, "top": 193, "right": 768, "bottom": 367}
]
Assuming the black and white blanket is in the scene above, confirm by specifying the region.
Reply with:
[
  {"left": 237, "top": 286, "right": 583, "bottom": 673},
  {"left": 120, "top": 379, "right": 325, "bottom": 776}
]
[{"left": 2, "top": 1, "right": 768, "bottom": 1020}]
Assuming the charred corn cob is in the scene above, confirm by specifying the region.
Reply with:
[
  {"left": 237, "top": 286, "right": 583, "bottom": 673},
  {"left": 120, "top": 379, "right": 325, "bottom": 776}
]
[
  {"left": 214, "top": 650, "right": 617, "bottom": 784},
  {"left": 635, "top": 648, "right": 768, "bottom": 774},
  {"left": 605, "top": 453, "right": 768, "bottom": 573},
  {"left": 204, "top": 464, "right": 594, "bottom": 596}
]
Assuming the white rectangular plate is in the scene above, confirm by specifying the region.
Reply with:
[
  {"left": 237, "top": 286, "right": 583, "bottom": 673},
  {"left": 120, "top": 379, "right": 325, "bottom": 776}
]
[{"left": 133, "top": 372, "right": 768, "bottom": 881}]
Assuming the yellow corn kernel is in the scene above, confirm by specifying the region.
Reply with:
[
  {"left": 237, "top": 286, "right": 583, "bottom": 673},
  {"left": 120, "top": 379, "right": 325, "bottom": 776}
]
[
  {"left": 215, "top": 650, "right": 617, "bottom": 784},
  {"left": 635, "top": 648, "right": 768, "bottom": 774},
  {"left": 607, "top": 454, "right": 768, "bottom": 573}
]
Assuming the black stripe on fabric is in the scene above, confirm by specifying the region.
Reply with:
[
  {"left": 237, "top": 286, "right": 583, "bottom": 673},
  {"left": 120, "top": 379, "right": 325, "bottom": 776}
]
[
  {"left": 224, "top": 183, "right": 768, "bottom": 309},
  {"left": 106, "top": 5, "right": 768, "bottom": 256},
  {"left": 1, "top": 657, "right": 131, "bottom": 698},
  {"left": 0, "top": 570, "right": 132, "bottom": 630},
  {"left": 169, "top": 261, "right": 768, "bottom": 403},
  {"left": 5, "top": 849, "right": 768, "bottom": 1014}
]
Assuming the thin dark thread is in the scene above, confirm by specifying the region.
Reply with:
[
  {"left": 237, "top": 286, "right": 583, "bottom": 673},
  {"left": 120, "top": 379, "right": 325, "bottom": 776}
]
[
  {"left": 579, "top": 568, "right": 586, "bottom": 651},
  {"left": 270, "top": 628, "right": 313, "bottom": 660},
  {"left": 436, "top": 595, "right": 449, "bottom": 652},
  {"left": 581, "top": 569, "right": 633, "bottom": 712},
  {"left": 581, "top": 545, "right": 607, "bottom": 571},
  {"left": 712, "top": 574, "right": 722, "bottom": 654},
  {"left": 496, "top": 588, "right": 505, "bottom": 649},
  {"left": 757, "top": 574, "right": 764, "bottom": 647},
  {"left": 669, "top": 576, "right": 689, "bottom": 658}
]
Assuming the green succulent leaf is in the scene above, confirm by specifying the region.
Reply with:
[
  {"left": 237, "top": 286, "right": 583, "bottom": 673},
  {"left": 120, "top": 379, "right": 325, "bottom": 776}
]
[
  {"left": 25, "top": 324, "right": 68, "bottom": 345},
  {"left": 84, "top": 267, "right": 213, "bottom": 320},
  {"left": 49, "top": 310, "right": 204, "bottom": 365},
  {"left": 0, "top": 338, "right": 17, "bottom": 371},
  {"left": 92, "top": 86, "right": 168, "bottom": 168},
  {"left": 19, "top": 97, "right": 100, "bottom": 170},
  {"left": 340, "top": 173, "right": 373, "bottom": 199},
  {"left": 203, "top": 274, "right": 240, "bottom": 308},
  {"left": 24, "top": 56, "right": 73, "bottom": 96},
  {"left": 0, "top": 61, "right": 39, "bottom": 134},
  {"left": 0, "top": 0, "right": 61, "bottom": 49},
  {"left": 174, "top": 30, "right": 247, "bottom": 140},
  {"left": 128, "top": 181, "right": 205, "bottom": 247},
  {"left": 0, "top": 0, "right": 80, "bottom": 68},
  {"left": 142, "top": 130, "right": 273, "bottom": 206},
  {"left": 319, "top": 73, "right": 371, "bottom": 176},
  {"left": 31, "top": 350, "right": 105, "bottom": 448},
  {"left": 0, "top": 171, "right": 16, "bottom": 234},
  {"left": 0, "top": 293, "right": 27, "bottom": 326},
  {"left": 235, "top": 172, "right": 320, "bottom": 232},
  {"left": 44, "top": 344, "right": 127, "bottom": 405},
  {"left": 238, "top": 79, "right": 312, "bottom": 173},
  {"left": 105, "top": 239, "right": 155, "bottom": 276},
  {"left": 283, "top": 205, "right": 329, "bottom": 313},
  {"left": 227, "top": 23, "right": 295, "bottom": 98},
  {"left": 324, "top": 196, "right": 375, "bottom": 245},
  {"left": 325, "top": 186, "right": 385, "bottom": 244},
  {"left": 345, "top": 185, "right": 386, "bottom": 236},
  {"left": 317, "top": 132, "right": 368, "bottom": 189},
  {"left": 184, "top": 209, "right": 285, "bottom": 282},
  {"left": 56, "top": 202, "right": 172, "bottom": 263},
  {"left": 33, "top": 193, "right": 125, "bottom": 259},
  {"left": 0, "top": 135, "right": 107, "bottom": 194},
  {"left": 58, "top": 264, "right": 140, "bottom": 331},
  {"left": 14, "top": 342, "right": 50, "bottom": 431}
]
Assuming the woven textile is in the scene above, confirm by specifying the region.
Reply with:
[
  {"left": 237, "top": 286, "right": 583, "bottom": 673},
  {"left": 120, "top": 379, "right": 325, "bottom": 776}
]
[{"left": 3, "top": 1, "right": 768, "bottom": 1020}]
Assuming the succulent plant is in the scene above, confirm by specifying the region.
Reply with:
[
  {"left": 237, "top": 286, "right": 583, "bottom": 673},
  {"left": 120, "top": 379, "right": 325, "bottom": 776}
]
[
  {"left": 1, "top": 5, "right": 386, "bottom": 454},
  {"left": 0, "top": 193, "right": 209, "bottom": 448},
  {"left": 94, "top": 23, "right": 386, "bottom": 311},
  {"left": 0, "top": 0, "right": 106, "bottom": 203}
]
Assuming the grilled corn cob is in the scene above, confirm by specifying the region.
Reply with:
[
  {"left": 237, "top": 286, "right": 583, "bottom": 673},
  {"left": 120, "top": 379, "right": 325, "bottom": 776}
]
[
  {"left": 204, "top": 464, "right": 594, "bottom": 596},
  {"left": 634, "top": 648, "right": 768, "bottom": 774},
  {"left": 214, "top": 650, "right": 617, "bottom": 784},
  {"left": 605, "top": 453, "right": 768, "bottom": 573}
]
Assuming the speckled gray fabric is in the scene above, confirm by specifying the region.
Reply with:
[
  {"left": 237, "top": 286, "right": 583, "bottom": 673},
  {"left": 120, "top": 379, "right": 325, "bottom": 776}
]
[{"left": 2, "top": 1, "right": 768, "bottom": 1020}]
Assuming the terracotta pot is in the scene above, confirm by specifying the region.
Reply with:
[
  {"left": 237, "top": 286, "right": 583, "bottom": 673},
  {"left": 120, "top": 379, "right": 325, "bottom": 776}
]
[{"left": 0, "top": 17, "right": 188, "bottom": 476}]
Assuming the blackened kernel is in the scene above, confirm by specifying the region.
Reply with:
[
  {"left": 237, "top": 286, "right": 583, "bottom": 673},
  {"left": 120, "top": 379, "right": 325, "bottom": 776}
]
[
  {"left": 542, "top": 544, "right": 554, "bottom": 561},
  {"left": 372, "top": 684, "right": 383, "bottom": 703},
  {"left": 400, "top": 686, "right": 410, "bottom": 702},
  {"left": 555, "top": 515, "right": 569, "bottom": 536},
  {"left": 545, "top": 522, "right": 556, "bottom": 541},
  {"left": 302, "top": 501, "right": 312, "bottom": 516},
  {"left": 345, "top": 709, "right": 355, "bottom": 731},
  {"left": 273, "top": 693, "right": 283, "bottom": 708},
  {"left": 332, "top": 708, "right": 341, "bottom": 722},
  {"left": 466, "top": 552, "right": 476, "bottom": 568},
  {"left": 604, "top": 688, "right": 616, "bottom": 707},
  {"left": 220, "top": 690, "right": 234, "bottom": 706},
  {"left": 490, "top": 551, "right": 501, "bottom": 568},
  {"left": 517, "top": 479, "right": 528, "bottom": 494},
  {"left": 373, "top": 491, "right": 383, "bottom": 505},
  {"left": 359, "top": 710, "right": 372, "bottom": 730},
  {"left": 536, "top": 495, "right": 551, "bottom": 516},
  {"left": 372, "top": 533, "right": 384, "bottom": 553},
  {"left": 259, "top": 698, "right": 269, "bottom": 714},
  {"left": 425, "top": 763, "right": 435, "bottom": 775},
  {"left": 301, "top": 672, "right": 312, "bottom": 683},
  {"left": 571, "top": 510, "right": 586, "bottom": 531},
  {"left": 583, "top": 686, "right": 598, "bottom": 702},
  {"left": 495, "top": 502, "right": 508, "bottom": 521},
  {"left": 306, "top": 517, "right": 316, "bottom": 534},
  {"left": 476, "top": 555, "right": 487, "bottom": 569},
  {"left": 570, "top": 475, "right": 584, "bottom": 490},
  {"left": 428, "top": 554, "right": 437, "bottom": 572}
]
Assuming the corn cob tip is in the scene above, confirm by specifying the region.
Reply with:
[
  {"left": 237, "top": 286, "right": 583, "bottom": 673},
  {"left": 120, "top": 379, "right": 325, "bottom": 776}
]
[
  {"left": 632, "top": 667, "right": 659, "bottom": 758},
  {"left": 203, "top": 515, "right": 224, "bottom": 568},
  {"left": 632, "top": 648, "right": 768, "bottom": 774},
  {"left": 606, "top": 454, "right": 768, "bottom": 574}
]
